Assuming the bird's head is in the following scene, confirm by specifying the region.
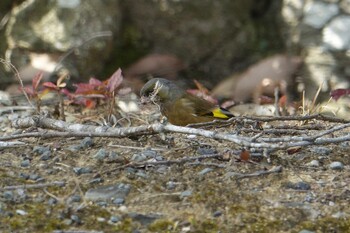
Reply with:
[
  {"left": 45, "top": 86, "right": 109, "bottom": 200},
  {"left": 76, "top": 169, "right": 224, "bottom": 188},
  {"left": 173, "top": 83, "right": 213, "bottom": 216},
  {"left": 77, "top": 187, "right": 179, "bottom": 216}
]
[{"left": 140, "top": 78, "right": 184, "bottom": 104}]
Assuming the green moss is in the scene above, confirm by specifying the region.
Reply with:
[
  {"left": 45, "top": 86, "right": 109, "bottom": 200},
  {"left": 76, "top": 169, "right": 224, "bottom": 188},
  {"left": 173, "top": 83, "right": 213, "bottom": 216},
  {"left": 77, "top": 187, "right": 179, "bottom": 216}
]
[{"left": 148, "top": 219, "right": 175, "bottom": 232}]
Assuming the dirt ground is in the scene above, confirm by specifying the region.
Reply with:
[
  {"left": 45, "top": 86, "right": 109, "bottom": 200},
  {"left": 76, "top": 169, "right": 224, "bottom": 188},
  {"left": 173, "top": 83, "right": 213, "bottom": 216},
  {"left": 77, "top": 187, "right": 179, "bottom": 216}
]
[{"left": 0, "top": 103, "right": 350, "bottom": 233}]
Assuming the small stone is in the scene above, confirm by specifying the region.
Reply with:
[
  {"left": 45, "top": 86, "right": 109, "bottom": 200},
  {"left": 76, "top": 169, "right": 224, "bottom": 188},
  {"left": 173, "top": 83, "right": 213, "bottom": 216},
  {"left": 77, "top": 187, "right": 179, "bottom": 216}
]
[
  {"left": 29, "top": 174, "right": 40, "bottom": 181},
  {"left": 88, "top": 178, "right": 104, "bottom": 184},
  {"left": 109, "top": 215, "right": 121, "bottom": 223},
  {"left": 310, "top": 147, "right": 332, "bottom": 155},
  {"left": 329, "top": 161, "right": 344, "bottom": 170},
  {"left": 93, "top": 149, "right": 108, "bottom": 160},
  {"left": 135, "top": 171, "right": 148, "bottom": 179},
  {"left": 197, "top": 147, "right": 216, "bottom": 155},
  {"left": 307, "top": 160, "right": 320, "bottom": 167},
  {"left": 85, "top": 183, "right": 131, "bottom": 202},
  {"left": 112, "top": 198, "right": 125, "bottom": 205},
  {"left": 48, "top": 197, "right": 57, "bottom": 205},
  {"left": 16, "top": 209, "right": 27, "bottom": 216},
  {"left": 213, "top": 210, "right": 222, "bottom": 217},
  {"left": 80, "top": 137, "right": 94, "bottom": 148},
  {"left": 285, "top": 182, "right": 311, "bottom": 190},
  {"left": 3, "top": 191, "right": 14, "bottom": 200},
  {"left": 73, "top": 167, "right": 92, "bottom": 175},
  {"left": 180, "top": 190, "right": 192, "bottom": 198},
  {"left": 166, "top": 181, "right": 176, "bottom": 190},
  {"left": 69, "top": 195, "right": 81, "bottom": 203},
  {"left": 131, "top": 153, "right": 147, "bottom": 162},
  {"left": 198, "top": 168, "right": 213, "bottom": 176},
  {"left": 40, "top": 151, "right": 51, "bottom": 161},
  {"left": 19, "top": 173, "right": 30, "bottom": 179},
  {"left": 70, "top": 214, "right": 81, "bottom": 224},
  {"left": 142, "top": 149, "right": 159, "bottom": 158},
  {"left": 299, "top": 230, "right": 315, "bottom": 233},
  {"left": 128, "top": 212, "right": 160, "bottom": 226},
  {"left": 32, "top": 146, "right": 50, "bottom": 155},
  {"left": 67, "top": 145, "right": 82, "bottom": 152},
  {"left": 20, "top": 160, "right": 30, "bottom": 167},
  {"left": 97, "top": 217, "right": 106, "bottom": 222}
]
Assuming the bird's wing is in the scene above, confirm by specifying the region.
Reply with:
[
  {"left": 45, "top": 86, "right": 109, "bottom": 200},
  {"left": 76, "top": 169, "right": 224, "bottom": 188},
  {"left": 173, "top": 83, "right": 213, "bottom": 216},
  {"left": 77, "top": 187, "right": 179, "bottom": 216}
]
[{"left": 182, "top": 94, "right": 233, "bottom": 119}]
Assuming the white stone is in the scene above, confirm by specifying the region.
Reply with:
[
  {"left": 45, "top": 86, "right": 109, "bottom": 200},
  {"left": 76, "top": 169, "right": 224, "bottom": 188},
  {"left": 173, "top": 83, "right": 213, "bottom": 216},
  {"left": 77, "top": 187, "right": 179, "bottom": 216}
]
[
  {"left": 303, "top": 1, "right": 339, "bottom": 29},
  {"left": 323, "top": 15, "right": 350, "bottom": 50}
]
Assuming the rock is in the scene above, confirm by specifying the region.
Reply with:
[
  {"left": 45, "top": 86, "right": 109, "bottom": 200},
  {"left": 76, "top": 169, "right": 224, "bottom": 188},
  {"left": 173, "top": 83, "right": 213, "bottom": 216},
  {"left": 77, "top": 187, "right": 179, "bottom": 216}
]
[
  {"left": 310, "top": 147, "right": 332, "bottom": 155},
  {"left": 20, "top": 159, "right": 30, "bottom": 167},
  {"left": 93, "top": 148, "right": 108, "bottom": 160},
  {"left": 180, "top": 190, "right": 192, "bottom": 199},
  {"left": 307, "top": 160, "right": 320, "bottom": 167},
  {"left": 80, "top": 137, "right": 94, "bottom": 148},
  {"left": 32, "top": 146, "right": 50, "bottom": 155},
  {"left": 303, "top": 2, "right": 339, "bottom": 29},
  {"left": 85, "top": 183, "right": 131, "bottom": 202},
  {"left": 213, "top": 210, "right": 223, "bottom": 217},
  {"left": 323, "top": 15, "right": 350, "bottom": 50},
  {"left": 329, "top": 161, "right": 344, "bottom": 170},
  {"left": 73, "top": 167, "right": 92, "bottom": 175},
  {"left": 128, "top": 212, "right": 161, "bottom": 226},
  {"left": 40, "top": 151, "right": 51, "bottom": 161},
  {"left": 285, "top": 181, "right": 311, "bottom": 191},
  {"left": 198, "top": 168, "right": 214, "bottom": 176},
  {"left": 109, "top": 215, "right": 121, "bottom": 223}
]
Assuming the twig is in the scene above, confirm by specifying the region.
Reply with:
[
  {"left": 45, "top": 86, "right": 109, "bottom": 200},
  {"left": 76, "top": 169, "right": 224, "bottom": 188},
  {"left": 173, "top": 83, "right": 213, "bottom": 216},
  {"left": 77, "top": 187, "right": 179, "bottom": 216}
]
[
  {"left": 225, "top": 166, "right": 282, "bottom": 179},
  {"left": 0, "top": 181, "right": 66, "bottom": 191},
  {"left": 0, "top": 58, "right": 34, "bottom": 109}
]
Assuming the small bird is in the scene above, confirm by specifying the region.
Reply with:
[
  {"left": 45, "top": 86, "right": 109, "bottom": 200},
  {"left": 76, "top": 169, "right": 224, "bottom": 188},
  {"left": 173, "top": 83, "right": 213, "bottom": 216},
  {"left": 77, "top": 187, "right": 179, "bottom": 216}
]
[{"left": 140, "top": 78, "right": 234, "bottom": 126}]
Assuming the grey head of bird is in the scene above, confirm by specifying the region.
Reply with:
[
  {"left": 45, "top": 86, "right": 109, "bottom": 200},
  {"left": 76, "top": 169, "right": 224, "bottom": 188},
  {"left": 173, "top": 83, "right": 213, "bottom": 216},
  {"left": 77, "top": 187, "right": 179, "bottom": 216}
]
[{"left": 140, "top": 78, "right": 185, "bottom": 104}]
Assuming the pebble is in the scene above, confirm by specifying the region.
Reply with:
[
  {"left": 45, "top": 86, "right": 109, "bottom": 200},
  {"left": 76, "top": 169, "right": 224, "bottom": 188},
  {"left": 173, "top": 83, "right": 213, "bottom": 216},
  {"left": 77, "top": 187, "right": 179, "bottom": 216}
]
[
  {"left": 93, "top": 149, "right": 108, "bottom": 160},
  {"left": 73, "top": 167, "right": 92, "bottom": 175},
  {"left": 135, "top": 171, "right": 148, "bottom": 179},
  {"left": 67, "top": 145, "right": 82, "bottom": 152},
  {"left": 40, "top": 151, "right": 51, "bottom": 161},
  {"left": 307, "top": 160, "right": 320, "bottom": 167},
  {"left": 85, "top": 183, "right": 131, "bottom": 202},
  {"left": 213, "top": 210, "right": 222, "bottom": 217},
  {"left": 3, "top": 191, "right": 14, "bottom": 200},
  {"left": 197, "top": 147, "right": 216, "bottom": 155},
  {"left": 299, "top": 230, "right": 315, "bottom": 233},
  {"left": 198, "top": 168, "right": 213, "bottom": 176},
  {"left": 131, "top": 153, "right": 147, "bottom": 162},
  {"left": 329, "top": 161, "right": 344, "bottom": 170},
  {"left": 29, "top": 174, "right": 41, "bottom": 181},
  {"left": 16, "top": 209, "right": 27, "bottom": 215},
  {"left": 32, "top": 146, "right": 50, "bottom": 155},
  {"left": 180, "top": 190, "right": 192, "bottom": 199},
  {"left": 88, "top": 178, "right": 104, "bottom": 184},
  {"left": 70, "top": 214, "right": 81, "bottom": 223},
  {"left": 112, "top": 198, "right": 125, "bottom": 205},
  {"left": 285, "top": 182, "right": 311, "bottom": 191},
  {"left": 69, "top": 195, "right": 81, "bottom": 203},
  {"left": 19, "top": 173, "right": 30, "bottom": 179},
  {"left": 166, "top": 181, "right": 176, "bottom": 190},
  {"left": 48, "top": 197, "right": 57, "bottom": 206},
  {"left": 310, "top": 147, "right": 332, "bottom": 155},
  {"left": 80, "top": 137, "right": 94, "bottom": 148},
  {"left": 20, "top": 159, "right": 30, "bottom": 167},
  {"left": 128, "top": 212, "right": 160, "bottom": 226},
  {"left": 109, "top": 215, "right": 121, "bottom": 223}
]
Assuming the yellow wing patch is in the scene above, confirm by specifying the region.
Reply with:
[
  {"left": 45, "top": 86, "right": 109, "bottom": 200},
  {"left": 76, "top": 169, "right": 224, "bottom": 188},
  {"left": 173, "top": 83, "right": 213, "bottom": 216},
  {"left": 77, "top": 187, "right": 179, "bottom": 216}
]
[{"left": 211, "top": 108, "right": 232, "bottom": 119}]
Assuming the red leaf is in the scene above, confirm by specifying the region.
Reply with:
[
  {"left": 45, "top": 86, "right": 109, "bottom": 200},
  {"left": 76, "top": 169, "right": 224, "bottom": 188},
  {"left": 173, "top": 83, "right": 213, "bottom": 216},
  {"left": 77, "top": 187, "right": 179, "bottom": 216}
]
[
  {"left": 74, "top": 83, "right": 97, "bottom": 94},
  {"left": 107, "top": 68, "right": 123, "bottom": 93},
  {"left": 32, "top": 72, "right": 44, "bottom": 90},
  {"left": 89, "top": 77, "right": 103, "bottom": 86},
  {"left": 42, "top": 82, "right": 58, "bottom": 90},
  {"left": 330, "top": 88, "right": 350, "bottom": 101},
  {"left": 240, "top": 149, "right": 250, "bottom": 161},
  {"left": 22, "top": 86, "right": 35, "bottom": 96}
]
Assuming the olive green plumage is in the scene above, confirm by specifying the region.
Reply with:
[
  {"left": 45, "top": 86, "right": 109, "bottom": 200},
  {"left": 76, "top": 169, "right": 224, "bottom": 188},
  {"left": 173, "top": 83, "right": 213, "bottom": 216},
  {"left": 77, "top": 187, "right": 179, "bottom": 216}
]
[{"left": 140, "top": 78, "right": 233, "bottom": 126}]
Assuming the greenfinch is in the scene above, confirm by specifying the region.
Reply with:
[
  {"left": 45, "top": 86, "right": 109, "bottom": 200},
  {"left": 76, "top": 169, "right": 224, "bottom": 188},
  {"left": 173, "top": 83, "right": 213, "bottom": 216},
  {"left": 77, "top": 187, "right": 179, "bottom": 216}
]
[{"left": 140, "top": 78, "right": 234, "bottom": 126}]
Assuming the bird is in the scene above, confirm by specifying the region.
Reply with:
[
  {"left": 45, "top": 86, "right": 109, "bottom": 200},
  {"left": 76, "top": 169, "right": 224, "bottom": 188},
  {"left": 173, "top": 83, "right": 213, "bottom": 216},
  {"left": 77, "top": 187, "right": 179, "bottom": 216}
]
[{"left": 140, "top": 78, "right": 234, "bottom": 126}]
